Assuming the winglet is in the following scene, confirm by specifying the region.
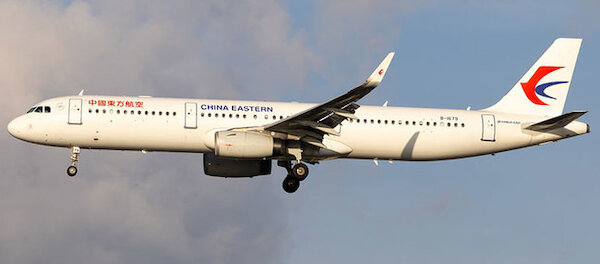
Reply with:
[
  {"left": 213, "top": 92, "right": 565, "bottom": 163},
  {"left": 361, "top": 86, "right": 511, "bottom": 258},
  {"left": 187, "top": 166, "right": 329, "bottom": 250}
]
[{"left": 365, "top": 52, "right": 395, "bottom": 87}]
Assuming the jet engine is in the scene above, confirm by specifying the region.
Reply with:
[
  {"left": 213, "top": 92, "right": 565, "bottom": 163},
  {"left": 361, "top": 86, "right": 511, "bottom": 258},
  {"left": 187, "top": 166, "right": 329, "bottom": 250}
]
[
  {"left": 203, "top": 153, "right": 271, "bottom": 177},
  {"left": 214, "top": 131, "right": 285, "bottom": 158}
]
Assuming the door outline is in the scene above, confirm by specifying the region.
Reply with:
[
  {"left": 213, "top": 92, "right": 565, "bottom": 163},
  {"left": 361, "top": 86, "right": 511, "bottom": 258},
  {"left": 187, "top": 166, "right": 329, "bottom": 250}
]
[
  {"left": 68, "top": 98, "right": 83, "bottom": 125},
  {"left": 481, "top": 114, "right": 496, "bottom": 142},
  {"left": 184, "top": 102, "right": 198, "bottom": 129}
]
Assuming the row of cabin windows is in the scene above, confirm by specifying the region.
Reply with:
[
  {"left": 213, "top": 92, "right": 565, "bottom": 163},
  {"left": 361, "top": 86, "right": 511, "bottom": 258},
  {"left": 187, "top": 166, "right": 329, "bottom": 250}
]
[
  {"left": 199, "top": 113, "right": 288, "bottom": 120},
  {"left": 197, "top": 112, "right": 465, "bottom": 128},
  {"left": 27, "top": 106, "right": 51, "bottom": 113},
  {"left": 88, "top": 108, "right": 176, "bottom": 116},
  {"left": 349, "top": 118, "right": 465, "bottom": 128}
]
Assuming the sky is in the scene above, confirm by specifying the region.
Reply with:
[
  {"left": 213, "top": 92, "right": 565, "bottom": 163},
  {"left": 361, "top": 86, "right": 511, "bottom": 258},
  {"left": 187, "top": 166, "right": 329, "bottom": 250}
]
[{"left": 0, "top": 0, "right": 599, "bottom": 263}]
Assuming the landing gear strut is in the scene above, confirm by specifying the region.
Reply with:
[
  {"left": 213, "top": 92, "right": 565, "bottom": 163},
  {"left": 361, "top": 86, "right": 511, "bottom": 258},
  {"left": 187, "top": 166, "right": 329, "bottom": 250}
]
[
  {"left": 67, "top": 146, "right": 80, "bottom": 177},
  {"left": 277, "top": 160, "right": 309, "bottom": 193}
]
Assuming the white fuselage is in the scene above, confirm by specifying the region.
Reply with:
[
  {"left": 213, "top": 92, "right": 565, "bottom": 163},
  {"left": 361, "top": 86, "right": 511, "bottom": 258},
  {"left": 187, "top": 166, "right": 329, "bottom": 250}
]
[{"left": 7, "top": 95, "right": 589, "bottom": 161}]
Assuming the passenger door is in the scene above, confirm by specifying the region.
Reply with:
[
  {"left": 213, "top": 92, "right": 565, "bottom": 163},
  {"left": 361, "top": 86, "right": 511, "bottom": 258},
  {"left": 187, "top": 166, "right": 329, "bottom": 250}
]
[
  {"left": 481, "top": 114, "right": 496, "bottom": 142},
  {"left": 68, "top": 98, "right": 82, "bottom": 125},
  {"left": 184, "top": 102, "right": 197, "bottom": 129}
]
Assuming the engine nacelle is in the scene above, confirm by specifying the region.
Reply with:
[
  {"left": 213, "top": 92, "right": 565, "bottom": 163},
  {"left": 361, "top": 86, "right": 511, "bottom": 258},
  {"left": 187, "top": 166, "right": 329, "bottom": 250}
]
[
  {"left": 214, "top": 131, "right": 285, "bottom": 158},
  {"left": 203, "top": 153, "right": 271, "bottom": 177}
]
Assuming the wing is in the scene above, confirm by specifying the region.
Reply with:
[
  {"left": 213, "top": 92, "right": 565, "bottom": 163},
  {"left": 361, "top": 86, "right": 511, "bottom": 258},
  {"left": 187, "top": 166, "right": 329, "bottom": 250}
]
[{"left": 243, "top": 52, "right": 395, "bottom": 147}]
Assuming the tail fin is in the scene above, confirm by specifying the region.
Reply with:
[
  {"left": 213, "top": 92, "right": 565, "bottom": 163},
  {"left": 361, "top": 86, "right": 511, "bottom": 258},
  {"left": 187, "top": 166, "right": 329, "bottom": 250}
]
[{"left": 485, "top": 38, "right": 582, "bottom": 117}]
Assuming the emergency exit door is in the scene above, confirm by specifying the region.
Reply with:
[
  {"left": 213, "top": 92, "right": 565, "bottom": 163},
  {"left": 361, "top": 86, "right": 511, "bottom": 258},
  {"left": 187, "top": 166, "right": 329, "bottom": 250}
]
[
  {"left": 184, "top": 102, "right": 197, "bottom": 129},
  {"left": 68, "top": 98, "right": 82, "bottom": 125},
  {"left": 481, "top": 114, "right": 496, "bottom": 142}
]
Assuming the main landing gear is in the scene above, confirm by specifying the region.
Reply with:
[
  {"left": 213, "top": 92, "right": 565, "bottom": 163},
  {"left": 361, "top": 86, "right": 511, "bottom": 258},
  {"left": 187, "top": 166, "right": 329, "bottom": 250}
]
[
  {"left": 67, "top": 146, "right": 80, "bottom": 177},
  {"left": 278, "top": 160, "right": 309, "bottom": 193}
]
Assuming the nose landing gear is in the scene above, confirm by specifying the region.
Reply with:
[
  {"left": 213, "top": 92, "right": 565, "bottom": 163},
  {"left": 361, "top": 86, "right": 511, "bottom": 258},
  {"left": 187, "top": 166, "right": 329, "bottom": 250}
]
[
  {"left": 278, "top": 160, "right": 309, "bottom": 193},
  {"left": 67, "top": 146, "right": 80, "bottom": 177},
  {"left": 67, "top": 165, "right": 78, "bottom": 176}
]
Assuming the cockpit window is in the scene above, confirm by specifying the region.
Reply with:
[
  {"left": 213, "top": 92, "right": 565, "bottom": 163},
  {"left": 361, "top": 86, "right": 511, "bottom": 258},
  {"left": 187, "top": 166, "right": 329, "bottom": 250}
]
[{"left": 27, "top": 106, "right": 51, "bottom": 113}]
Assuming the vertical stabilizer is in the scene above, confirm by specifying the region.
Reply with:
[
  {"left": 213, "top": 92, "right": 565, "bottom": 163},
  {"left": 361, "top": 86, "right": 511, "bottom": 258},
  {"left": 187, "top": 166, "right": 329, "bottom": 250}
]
[{"left": 485, "top": 38, "right": 582, "bottom": 117}]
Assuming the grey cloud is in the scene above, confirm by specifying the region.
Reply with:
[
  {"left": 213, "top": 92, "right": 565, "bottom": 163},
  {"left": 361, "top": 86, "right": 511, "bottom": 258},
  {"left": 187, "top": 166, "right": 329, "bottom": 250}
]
[
  {"left": 1, "top": 0, "right": 438, "bottom": 263},
  {"left": 0, "top": 1, "right": 305, "bottom": 263}
]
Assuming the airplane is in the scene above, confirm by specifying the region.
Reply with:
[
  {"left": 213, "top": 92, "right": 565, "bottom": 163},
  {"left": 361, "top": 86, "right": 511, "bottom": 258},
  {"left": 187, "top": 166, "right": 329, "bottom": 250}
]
[{"left": 7, "top": 38, "right": 589, "bottom": 193}]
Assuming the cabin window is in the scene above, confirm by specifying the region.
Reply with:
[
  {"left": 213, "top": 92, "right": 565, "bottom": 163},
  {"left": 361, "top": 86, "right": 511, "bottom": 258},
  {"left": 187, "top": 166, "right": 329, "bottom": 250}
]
[
  {"left": 173, "top": 112, "right": 176, "bottom": 116},
  {"left": 208, "top": 113, "right": 211, "bottom": 117},
  {"left": 461, "top": 123, "right": 465, "bottom": 128},
  {"left": 377, "top": 120, "right": 381, "bottom": 124},
  {"left": 159, "top": 111, "right": 162, "bottom": 116},
  {"left": 253, "top": 115, "right": 257, "bottom": 119},
  {"left": 229, "top": 114, "right": 233, "bottom": 118},
  {"left": 370, "top": 119, "right": 374, "bottom": 124},
  {"left": 151, "top": 111, "right": 155, "bottom": 115},
  {"left": 454, "top": 123, "right": 458, "bottom": 127},
  {"left": 236, "top": 114, "right": 240, "bottom": 118},
  {"left": 412, "top": 121, "right": 416, "bottom": 125},
  {"left": 391, "top": 120, "right": 395, "bottom": 125},
  {"left": 97, "top": 109, "right": 101, "bottom": 114},
  {"left": 426, "top": 121, "right": 430, "bottom": 126},
  {"left": 166, "top": 112, "right": 169, "bottom": 116},
  {"left": 124, "top": 110, "right": 128, "bottom": 115},
  {"left": 272, "top": 115, "right": 277, "bottom": 120},
  {"left": 447, "top": 122, "right": 451, "bottom": 127},
  {"left": 102, "top": 109, "right": 107, "bottom": 114},
  {"left": 433, "top": 122, "right": 437, "bottom": 126},
  {"left": 243, "top": 114, "right": 247, "bottom": 119},
  {"left": 88, "top": 109, "right": 92, "bottom": 113},
  {"left": 130, "top": 110, "right": 134, "bottom": 115},
  {"left": 222, "top": 113, "right": 225, "bottom": 118},
  {"left": 279, "top": 115, "right": 283, "bottom": 119}
]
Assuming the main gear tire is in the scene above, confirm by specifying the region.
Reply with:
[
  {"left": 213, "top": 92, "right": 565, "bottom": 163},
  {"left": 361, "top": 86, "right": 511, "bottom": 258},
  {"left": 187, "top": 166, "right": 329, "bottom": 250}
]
[{"left": 282, "top": 176, "right": 300, "bottom": 193}]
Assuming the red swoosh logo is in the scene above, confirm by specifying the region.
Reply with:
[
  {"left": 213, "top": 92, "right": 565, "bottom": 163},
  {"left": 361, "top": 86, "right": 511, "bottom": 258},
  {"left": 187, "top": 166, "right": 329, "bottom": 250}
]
[{"left": 521, "top": 66, "right": 563, "bottom": 105}]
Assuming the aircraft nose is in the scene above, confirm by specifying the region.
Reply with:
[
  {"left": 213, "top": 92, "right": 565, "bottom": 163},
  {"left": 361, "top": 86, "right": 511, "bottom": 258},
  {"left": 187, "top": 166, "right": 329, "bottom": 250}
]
[{"left": 7, "top": 116, "right": 25, "bottom": 139}]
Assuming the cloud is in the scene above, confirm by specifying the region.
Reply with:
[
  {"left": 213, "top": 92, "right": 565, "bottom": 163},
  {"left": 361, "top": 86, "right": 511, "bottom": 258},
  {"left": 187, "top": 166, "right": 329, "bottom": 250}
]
[{"left": 0, "top": 1, "right": 311, "bottom": 263}]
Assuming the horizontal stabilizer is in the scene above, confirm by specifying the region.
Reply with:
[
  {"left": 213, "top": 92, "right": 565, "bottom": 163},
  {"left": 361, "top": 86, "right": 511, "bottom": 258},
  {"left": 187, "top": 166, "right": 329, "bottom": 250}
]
[{"left": 525, "top": 111, "right": 587, "bottom": 132}]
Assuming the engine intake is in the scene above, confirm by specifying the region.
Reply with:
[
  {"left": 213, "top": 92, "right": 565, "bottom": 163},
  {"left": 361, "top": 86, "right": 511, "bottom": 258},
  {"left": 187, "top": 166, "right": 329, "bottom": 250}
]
[{"left": 215, "top": 131, "right": 285, "bottom": 158}]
